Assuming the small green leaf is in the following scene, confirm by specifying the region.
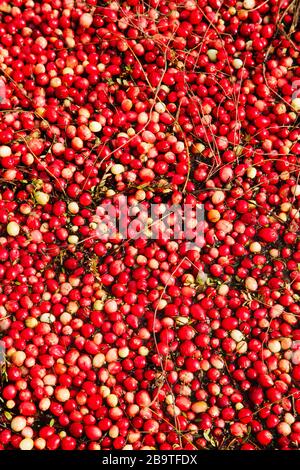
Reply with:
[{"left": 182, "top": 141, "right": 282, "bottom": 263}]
[
  {"left": 203, "top": 429, "right": 217, "bottom": 447},
  {"left": 4, "top": 411, "right": 12, "bottom": 420},
  {"left": 50, "top": 419, "right": 55, "bottom": 427}
]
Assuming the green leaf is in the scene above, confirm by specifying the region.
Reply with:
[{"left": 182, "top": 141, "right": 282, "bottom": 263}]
[
  {"left": 203, "top": 429, "right": 216, "bottom": 447},
  {"left": 4, "top": 411, "right": 12, "bottom": 420}
]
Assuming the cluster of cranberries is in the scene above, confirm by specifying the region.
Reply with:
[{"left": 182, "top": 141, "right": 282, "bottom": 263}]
[{"left": 0, "top": 0, "right": 300, "bottom": 451}]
